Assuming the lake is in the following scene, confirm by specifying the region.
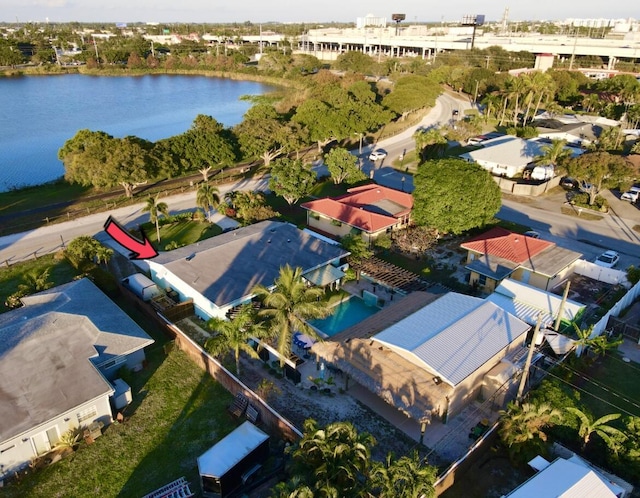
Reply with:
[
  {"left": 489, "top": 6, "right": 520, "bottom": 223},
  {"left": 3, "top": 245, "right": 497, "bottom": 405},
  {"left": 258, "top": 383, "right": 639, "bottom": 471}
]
[{"left": 0, "top": 74, "right": 277, "bottom": 192}]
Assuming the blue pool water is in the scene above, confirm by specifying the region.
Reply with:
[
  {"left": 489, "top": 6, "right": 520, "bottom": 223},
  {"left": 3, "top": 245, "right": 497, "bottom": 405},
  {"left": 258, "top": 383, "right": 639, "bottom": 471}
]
[{"left": 310, "top": 296, "right": 380, "bottom": 337}]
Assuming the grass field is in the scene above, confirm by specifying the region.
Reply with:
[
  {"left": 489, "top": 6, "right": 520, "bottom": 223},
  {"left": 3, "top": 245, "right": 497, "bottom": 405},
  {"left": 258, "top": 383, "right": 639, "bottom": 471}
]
[
  {"left": 141, "top": 219, "right": 223, "bottom": 250},
  {"left": 0, "top": 254, "right": 79, "bottom": 313},
  {"left": 0, "top": 348, "right": 236, "bottom": 498}
]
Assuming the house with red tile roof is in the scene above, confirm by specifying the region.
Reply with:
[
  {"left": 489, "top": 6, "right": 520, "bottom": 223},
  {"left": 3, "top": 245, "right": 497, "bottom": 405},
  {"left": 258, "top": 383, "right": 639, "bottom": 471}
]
[
  {"left": 460, "top": 227, "right": 582, "bottom": 293},
  {"left": 300, "top": 184, "right": 413, "bottom": 244}
]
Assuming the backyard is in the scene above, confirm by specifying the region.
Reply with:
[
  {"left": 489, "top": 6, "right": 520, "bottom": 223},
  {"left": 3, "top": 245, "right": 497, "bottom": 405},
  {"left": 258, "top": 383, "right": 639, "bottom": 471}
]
[{"left": 0, "top": 348, "right": 237, "bottom": 498}]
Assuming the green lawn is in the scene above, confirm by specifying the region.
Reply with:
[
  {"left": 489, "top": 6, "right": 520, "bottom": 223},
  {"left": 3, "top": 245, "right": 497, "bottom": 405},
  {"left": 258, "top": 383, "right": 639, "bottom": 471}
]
[
  {"left": 572, "top": 353, "right": 640, "bottom": 419},
  {"left": 141, "top": 219, "right": 222, "bottom": 250},
  {"left": 0, "top": 254, "right": 79, "bottom": 313},
  {"left": 0, "top": 348, "right": 236, "bottom": 498}
]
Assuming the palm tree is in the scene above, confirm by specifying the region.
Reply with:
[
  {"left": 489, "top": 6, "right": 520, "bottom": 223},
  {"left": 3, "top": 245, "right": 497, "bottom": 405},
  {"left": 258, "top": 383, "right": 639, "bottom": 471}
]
[
  {"left": 205, "top": 304, "right": 267, "bottom": 376},
  {"left": 252, "top": 265, "right": 331, "bottom": 366},
  {"left": 196, "top": 182, "right": 220, "bottom": 220},
  {"left": 499, "top": 401, "right": 563, "bottom": 451},
  {"left": 370, "top": 450, "right": 436, "bottom": 498},
  {"left": 143, "top": 194, "right": 169, "bottom": 243},
  {"left": 94, "top": 244, "right": 114, "bottom": 268},
  {"left": 18, "top": 268, "right": 54, "bottom": 295},
  {"left": 535, "top": 139, "right": 572, "bottom": 177},
  {"left": 566, "top": 407, "right": 626, "bottom": 453},
  {"left": 293, "top": 419, "right": 375, "bottom": 496},
  {"left": 572, "top": 324, "right": 622, "bottom": 361}
]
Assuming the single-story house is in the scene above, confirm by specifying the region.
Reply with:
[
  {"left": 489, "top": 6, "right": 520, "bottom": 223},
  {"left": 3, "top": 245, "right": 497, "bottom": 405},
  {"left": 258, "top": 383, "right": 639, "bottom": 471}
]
[
  {"left": 148, "top": 220, "right": 350, "bottom": 320},
  {"left": 506, "top": 454, "right": 631, "bottom": 497},
  {"left": 461, "top": 227, "right": 582, "bottom": 293},
  {"left": 300, "top": 184, "right": 412, "bottom": 244},
  {"left": 459, "top": 136, "right": 582, "bottom": 178},
  {"left": 312, "top": 291, "right": 530, "bottom": 422},
  {"left": 0, "top": 278, "right": 154, "bottom": 474}
]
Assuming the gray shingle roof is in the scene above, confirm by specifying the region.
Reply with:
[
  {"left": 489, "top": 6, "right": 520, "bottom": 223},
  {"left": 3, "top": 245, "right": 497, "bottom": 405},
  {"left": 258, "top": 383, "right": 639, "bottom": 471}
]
[
  {"left": 373, "top": 293, "right": 530, "bottom": 386},
  {"left": 151, "top": 221, "right": 349, "bottom": 307}
]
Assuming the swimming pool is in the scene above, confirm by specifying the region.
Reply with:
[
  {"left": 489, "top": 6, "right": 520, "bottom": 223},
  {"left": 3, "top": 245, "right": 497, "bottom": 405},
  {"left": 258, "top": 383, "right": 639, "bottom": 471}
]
[{"left": 310, "top": 296, "right": 380, "bottom": 337}]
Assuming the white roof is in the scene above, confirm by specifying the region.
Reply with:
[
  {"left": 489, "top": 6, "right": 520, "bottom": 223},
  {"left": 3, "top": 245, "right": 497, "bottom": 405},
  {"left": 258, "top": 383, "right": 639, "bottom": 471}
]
[
  {"left": 486, "top": 279, "right": 585, "bottom": 328},
  {"left": 460, "top": 136, "right": 544, "bottom": 168},
  {"left": 197, "top": 421, "right": 269, "bottom": 478},
  {"left": 506, "top": 458, "right": 617, "bottom": 497},
  {"left": 373, "top": 293, "right": 530, "bottom": 386}
]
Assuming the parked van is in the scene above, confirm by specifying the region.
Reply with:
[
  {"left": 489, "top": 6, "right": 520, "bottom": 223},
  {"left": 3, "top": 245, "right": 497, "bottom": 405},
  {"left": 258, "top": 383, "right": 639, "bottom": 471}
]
[{"left": 531, "top": 165, "right": 554, "bottom": 181}]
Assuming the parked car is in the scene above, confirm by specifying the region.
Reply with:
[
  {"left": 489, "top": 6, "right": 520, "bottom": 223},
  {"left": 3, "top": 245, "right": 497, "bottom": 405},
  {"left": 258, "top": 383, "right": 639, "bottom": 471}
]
[
  {"left": 560, "top": 177, "right": 577, "bottom": 190},
  {"left": 368, "top": 149, "right": 387, "bottom": 161},
  {"left": 524, "top": 230, "right": 540, "bottom": 239},
  {"left": 595, "top": 250, "right": 620, "bottom": 268},
  {"left": 621, "top": 187, "right": 640, "bottom": 203}
]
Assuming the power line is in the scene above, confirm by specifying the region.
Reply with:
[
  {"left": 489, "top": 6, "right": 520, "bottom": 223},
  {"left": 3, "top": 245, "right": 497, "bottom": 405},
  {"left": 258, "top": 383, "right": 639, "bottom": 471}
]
[{"left": 531, "top": 362, "right": 640, "bottom": 418}]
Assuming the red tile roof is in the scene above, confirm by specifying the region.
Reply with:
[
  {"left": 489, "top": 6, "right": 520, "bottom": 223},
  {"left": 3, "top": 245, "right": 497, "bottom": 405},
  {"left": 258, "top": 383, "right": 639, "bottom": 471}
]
[
  {"left": 301, "top": 184, "right": 412, "bottom": 234},
  {"left": 460, "top": 227, "right": 554, "bottom": 264},
  {"left": 301, "top": 198, "right": 398, "bottom": 232}
]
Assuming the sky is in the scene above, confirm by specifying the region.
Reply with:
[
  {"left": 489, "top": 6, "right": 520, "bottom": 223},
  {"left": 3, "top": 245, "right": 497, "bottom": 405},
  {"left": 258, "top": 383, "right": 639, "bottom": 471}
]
[{"left": 2, "top": 1, "right": 636, "bottom": 25}]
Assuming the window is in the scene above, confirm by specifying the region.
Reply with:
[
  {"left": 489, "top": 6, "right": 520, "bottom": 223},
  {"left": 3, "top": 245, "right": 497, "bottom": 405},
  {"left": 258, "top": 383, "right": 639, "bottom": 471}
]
[
  {"left": 77, "top": 406, "right": 97, "bottom": 424},
  {"left": 478, "top": 274, "right": 487, "bottom": 286}
]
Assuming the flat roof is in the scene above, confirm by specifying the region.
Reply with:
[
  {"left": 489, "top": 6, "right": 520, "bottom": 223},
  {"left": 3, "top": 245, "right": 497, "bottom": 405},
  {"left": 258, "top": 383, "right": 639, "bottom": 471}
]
[
  {"left": 198, "top": 421, "right": 269, "bottom": 478},
  {"left": 152, "top": 221, "right": 348, "bottom": 308}
]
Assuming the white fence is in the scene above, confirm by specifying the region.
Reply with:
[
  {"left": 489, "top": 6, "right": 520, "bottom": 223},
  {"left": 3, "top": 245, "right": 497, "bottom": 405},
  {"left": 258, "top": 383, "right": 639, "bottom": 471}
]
[
  {"left": 573, "top": 259, "right": 631, "bottom": 288},
  {"left": 589, "top": 278, "right": 640, "bottom": 339}
]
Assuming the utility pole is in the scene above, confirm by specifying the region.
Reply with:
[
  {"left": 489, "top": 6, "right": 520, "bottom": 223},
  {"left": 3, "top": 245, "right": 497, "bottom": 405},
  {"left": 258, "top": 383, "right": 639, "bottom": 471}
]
[
  {"left": 516, "top": 314, "right": 543, "bottom": 403},
  {"left": 553, "top": 281, "right": 571, "bottom": 331}
]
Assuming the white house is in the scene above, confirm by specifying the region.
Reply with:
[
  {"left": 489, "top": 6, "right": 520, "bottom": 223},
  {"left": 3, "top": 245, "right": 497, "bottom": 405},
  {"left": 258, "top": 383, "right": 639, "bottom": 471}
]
[
  {"left": 0, "top": 279, "right": 154, "bottom": 474},
  {"left": 148, "top": 221, "right": 350, "bottom": 320}
]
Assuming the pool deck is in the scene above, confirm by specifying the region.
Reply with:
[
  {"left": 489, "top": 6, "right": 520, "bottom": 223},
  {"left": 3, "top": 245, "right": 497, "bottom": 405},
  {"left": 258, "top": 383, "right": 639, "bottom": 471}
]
[{"left": 341, "top": 279, "right": 407, "bottom": 308}]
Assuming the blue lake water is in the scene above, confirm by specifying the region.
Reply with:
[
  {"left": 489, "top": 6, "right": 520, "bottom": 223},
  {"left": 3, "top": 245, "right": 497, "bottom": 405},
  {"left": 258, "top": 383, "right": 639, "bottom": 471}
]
[
  {"left": 0, "top": 74, "right": 277, "bottom": 192},
  {"left": 310, "top": 296, "right": 380, "bottom": 337}
]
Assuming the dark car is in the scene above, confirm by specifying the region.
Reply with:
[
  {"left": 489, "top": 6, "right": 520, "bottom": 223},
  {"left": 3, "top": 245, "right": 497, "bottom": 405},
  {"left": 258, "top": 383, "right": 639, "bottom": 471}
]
[{"left": 560, "top": 177, "right": 577, "bottom": 190}]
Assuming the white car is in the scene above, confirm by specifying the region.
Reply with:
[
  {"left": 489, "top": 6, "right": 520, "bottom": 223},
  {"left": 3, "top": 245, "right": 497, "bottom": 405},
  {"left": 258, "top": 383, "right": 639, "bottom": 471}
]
[
  {"left": 595, "top": 250, "right": 620, "bottom": 269},
  {"left": 621, "top": 187, "right": 640, "bottom": 203},
  {"left": 524, "top": 230, "right": 540, "bottom": 239},
  {"left": 368, "top": 149, "right": 388, "bottom": 161}
]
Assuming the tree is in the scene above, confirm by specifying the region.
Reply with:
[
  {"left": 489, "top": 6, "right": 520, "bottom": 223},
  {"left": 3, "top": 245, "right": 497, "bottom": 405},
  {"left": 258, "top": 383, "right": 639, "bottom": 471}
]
[
  {"left": 392, "top": 225, "right": 438, "bottom": 255},
  {"left": 340, "top": 233, "right": 372, "bottom": 263},
  {"left": 143, "top": 194, "right": 169, "bottom": 243},
  {"left": 18, "top": 268, "right": 54, "bottom": 295},
  {"left": 382, "top": 75, "right": 440, "bottom": 120},
  {"left": 205, "top": 304, "right": 267, "bottom": 376},
  {"left": 335, "top": 50, "right": 375, "bottom": 74},
  {"left": 290, "top": 419, "right": 375, "bottom": 496},
  {"left": 60, "top": 131, "right": 155, "bottom": 198},
  {"left": 182, "top": 114, "right": 237, "bottom": 181},
  {"left": 499, "top": 401, "right": 563, "bottom": 461},
  {"left": 324, "top": 147, "right": 366, "bottom": 184},
  {"left": 535, "top": 139, "right": 572, "bottom": 173},
  {"left": 370, "top": 450, "right": 436, "bottom": 498},
  {"left": 414, "top": 127, "right": 448, "bottom": 160},
  {"left": 196, "top": 183, "right": 220, "bottom": 220},
  {"left": 413, "top": 158, "right": 501, "bottom": 235},
  {"left": 566, "top": 407, "right": 626, "bottom": 453},
  {"left": 65, "top": 236, "right": 111, "bottom": 270},
  {"left": 268, "top": 157, "right": 316, "bottom": 206},
  {"left": 235, "top": 104, "right": 301, "bottom": 166},
  {"left": 252, "top": 265, "right": 331, "bottom": 366},
  {"left": 565, "top": 151, "right": 633, "bottom": 205}
]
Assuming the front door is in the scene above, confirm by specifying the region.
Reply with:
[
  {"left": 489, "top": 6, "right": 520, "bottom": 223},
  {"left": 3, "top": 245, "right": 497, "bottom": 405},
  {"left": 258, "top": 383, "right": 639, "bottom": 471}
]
[{"left": 32, "top": 432, "right": 51, "bottom": 455}]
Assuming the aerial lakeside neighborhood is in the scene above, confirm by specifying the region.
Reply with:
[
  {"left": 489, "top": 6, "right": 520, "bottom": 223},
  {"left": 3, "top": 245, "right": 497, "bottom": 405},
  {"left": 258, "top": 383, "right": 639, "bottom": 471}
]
[{"left": 2, "top": 13, "right": 640, "bottom": 498}]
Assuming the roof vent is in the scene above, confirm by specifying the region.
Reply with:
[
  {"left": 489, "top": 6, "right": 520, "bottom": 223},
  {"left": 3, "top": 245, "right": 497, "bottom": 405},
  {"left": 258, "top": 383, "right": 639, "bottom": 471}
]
[
  {"left": 287, "top": 239, "right": 291, "bottom": 243},
  {"left": 267, "top": 239, "right": 271, "bottom": 243},
  {"left": 433, "top": 376, "right": 442, "bottom": 385}
]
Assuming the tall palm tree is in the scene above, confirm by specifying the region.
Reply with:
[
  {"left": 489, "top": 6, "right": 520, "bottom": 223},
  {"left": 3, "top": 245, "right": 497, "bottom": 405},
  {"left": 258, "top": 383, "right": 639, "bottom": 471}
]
[
  {"left": 370, "top": 450, "right": 436, "bottom": 498},
  {"left": 293, "top": 419, "right": 375, "bottom": 496},
  {"left": 205, "top": 304, "right": 267, "bottom": 376},
  {"left": 252, "top": 265, "right": 331, "bottom": 366},
  {"left": 143, "top": 194, "right": 169, "bottom": 243},
  {"left": 94, "top": 244, "right": 114, "bottom": 268},
  {"left": 566, "top": 407, "right": 626, "bottom": 453},
  {"left": 196, "top": 182, "right": 220, "bottom": 220}
]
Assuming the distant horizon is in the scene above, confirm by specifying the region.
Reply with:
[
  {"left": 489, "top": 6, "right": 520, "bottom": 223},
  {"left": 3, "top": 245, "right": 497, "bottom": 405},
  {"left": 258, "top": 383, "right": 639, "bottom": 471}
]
[{"left": 1, "top": 1, "right": 636, "bottom": 26}]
